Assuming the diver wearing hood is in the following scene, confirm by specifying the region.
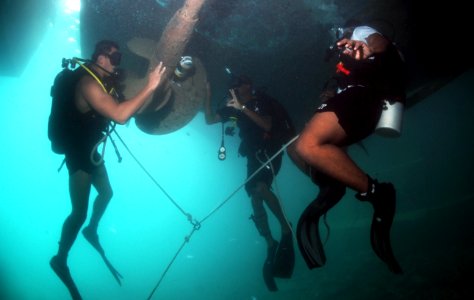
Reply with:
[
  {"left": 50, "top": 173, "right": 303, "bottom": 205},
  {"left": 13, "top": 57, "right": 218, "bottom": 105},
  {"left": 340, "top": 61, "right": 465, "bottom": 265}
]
[{"left": 290, "top": 23, "right": 405, "bottom": 275}]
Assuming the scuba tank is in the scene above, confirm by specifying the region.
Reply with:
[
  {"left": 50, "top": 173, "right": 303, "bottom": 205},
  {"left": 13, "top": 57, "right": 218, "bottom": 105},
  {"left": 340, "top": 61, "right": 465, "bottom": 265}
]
[{"left": 375, "top": 100, "right": 403, "bottom": 137}]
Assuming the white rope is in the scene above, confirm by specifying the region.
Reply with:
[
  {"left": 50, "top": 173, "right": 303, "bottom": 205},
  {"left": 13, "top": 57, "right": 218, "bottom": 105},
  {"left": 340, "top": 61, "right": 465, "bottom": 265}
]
[{"left": 200, "top": 134, "right": 299, "bottom": 224}]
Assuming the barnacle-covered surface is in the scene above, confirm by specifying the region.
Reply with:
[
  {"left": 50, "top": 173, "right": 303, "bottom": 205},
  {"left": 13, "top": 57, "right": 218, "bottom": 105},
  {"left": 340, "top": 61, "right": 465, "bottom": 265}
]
[{"left": 78, "top": 0, "right": 470, "bottom": 132}]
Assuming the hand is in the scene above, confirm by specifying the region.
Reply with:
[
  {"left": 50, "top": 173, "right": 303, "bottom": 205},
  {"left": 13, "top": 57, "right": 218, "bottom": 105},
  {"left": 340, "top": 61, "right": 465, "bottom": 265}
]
[
  {"left": 147, "top": 61, "right": 167, "bottom": 90},
  {"left": 337, "top": 38, "right": 372, "bottom": 60},
  {"left": 226, "top": 89, "right": 244, "bottom": 110}
]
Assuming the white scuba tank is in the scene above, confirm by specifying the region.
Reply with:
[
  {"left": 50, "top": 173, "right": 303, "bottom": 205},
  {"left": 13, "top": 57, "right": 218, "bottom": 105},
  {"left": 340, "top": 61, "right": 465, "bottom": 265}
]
[{"left": 375, "top": 100, "right": 404, "bottom": 137}]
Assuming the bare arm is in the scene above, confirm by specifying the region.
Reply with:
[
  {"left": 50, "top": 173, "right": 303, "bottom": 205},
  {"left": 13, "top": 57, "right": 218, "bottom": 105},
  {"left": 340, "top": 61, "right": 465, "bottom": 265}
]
[
  {"left": 78, "top": 62, "right": 166, "bottom": 124},
  {"left": 227, "top": 89, "right": 272, "bottom": 132},
  {"left": 242, "top": 106, "right": 272, "bottom": 132}
]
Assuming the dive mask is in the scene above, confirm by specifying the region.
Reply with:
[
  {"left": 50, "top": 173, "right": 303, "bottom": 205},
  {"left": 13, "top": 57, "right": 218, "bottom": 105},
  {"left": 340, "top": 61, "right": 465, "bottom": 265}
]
[
  {"left": 325, "top": 26, "right": 354, "bottom": 62},
  {"left": 105, "top": 51, "right": 122, "bottom": 66},
  {"left": 329, "top": 26, "right": 354, "bottom": 42},
  {"left": 174, "top": 56, "right": 194, "bottom": 79}
]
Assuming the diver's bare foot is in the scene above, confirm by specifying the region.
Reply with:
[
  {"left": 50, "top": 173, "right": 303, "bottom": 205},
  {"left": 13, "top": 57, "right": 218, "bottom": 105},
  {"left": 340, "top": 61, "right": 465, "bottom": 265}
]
[
  {"left": 82, "top": 227, "right": 104, "bottom": 255},
  {"left": 50, "top": 256, "right": 82, "bottom": 300}
]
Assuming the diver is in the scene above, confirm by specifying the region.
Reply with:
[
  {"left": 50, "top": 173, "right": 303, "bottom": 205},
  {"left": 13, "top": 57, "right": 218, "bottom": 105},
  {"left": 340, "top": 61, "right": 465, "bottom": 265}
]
[
  {"left": 289, "top": 21, "right": 406, "bottom": 275},
  {"left": 171, "top": 55, "right": 195, "bottom": 86},
  {"left": 49, "top": 40, "right": 166, "bottom": 299},
  {"left": 204, "top": 75, "right": 296, "bottom": 291}
]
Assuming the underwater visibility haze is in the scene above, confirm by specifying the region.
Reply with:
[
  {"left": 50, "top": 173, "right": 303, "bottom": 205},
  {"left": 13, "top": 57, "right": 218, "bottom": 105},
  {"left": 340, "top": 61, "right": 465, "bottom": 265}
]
[{"left": 0, "top": 0, "right": 473, "bottom": 299}]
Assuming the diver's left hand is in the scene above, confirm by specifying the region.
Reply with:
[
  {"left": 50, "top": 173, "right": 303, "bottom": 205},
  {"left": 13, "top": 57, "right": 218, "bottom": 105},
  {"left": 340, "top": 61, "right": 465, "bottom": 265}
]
[{"left": 226, "top": 89, "right": 244, "bottom": 110}]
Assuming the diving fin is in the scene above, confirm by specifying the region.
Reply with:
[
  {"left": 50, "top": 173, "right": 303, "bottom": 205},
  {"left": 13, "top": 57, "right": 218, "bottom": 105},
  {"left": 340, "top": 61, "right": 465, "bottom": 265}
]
[
  {"left": 272, "top": 233, "right": 295, "bottom": 278},
  {"left": 297, "top": 183, "right": 345, "bottom": 269},
  {"left": 262, "top": 242, "right": 279, "bottom": 291},
  {"left": 50, "top": 256, "right": 83, "bottom": 300},
  {"left": 82, "top": 227, "right": 124, "bottom": 285},
  {"left": 357, "top": 181, "right": 403, "bottom": 274},
  {"left": 371, "top": 214, "right": 403, "bottom": 274},
  {"left": 297, "top": 203, "right": 327, "bottom": 268}
]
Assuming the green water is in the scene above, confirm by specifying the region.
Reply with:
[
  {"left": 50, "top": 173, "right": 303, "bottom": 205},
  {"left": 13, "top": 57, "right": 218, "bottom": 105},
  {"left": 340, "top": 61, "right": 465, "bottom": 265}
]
[{"left": 0, "top": 1, "right": 473, "bottom": 299}]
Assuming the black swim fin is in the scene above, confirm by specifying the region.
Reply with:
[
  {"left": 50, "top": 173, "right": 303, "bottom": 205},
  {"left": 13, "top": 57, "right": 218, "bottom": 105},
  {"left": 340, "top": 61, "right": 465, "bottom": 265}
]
[
  {"left": 82, "top": 228, "right": 124, "bottom": 285},
  {"left": 297, "top": 204, "right": 326, "bottom": 268},
  {"left": 357, "top": 181, "right": 403, "bottom": 274},
  {"left": 262, "top": 242, "right": 279, "bottom": 291},
  {"left": 50, "top": 256, "right": 83, "bottom": 300},
  {"left": 297, "top": 183, "right": 345, "bottom": 269},
  {"left": 371, "top": 214, "right": 403, "bottom": 274},
  {"left": 272, "top": 233, "right": 295, "bottom": 278}
]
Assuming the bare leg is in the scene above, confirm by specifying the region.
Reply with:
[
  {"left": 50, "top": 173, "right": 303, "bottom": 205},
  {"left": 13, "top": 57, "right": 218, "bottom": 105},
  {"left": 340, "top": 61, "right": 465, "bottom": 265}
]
[
  {"left": 257, "top": 182, "right": 292, "bottom": 236},
  {"left": 286, "top": 142, "right": 311, "bottom": 177},
  {"left": 256, "top": 182, "right": 295, "bottom": 279},
  {"left": 250, "top": 193, "right": 276, "bottom": 247},
  {"left": 56, "top": 170, "right": 92, "bottom": 263},
  {"left": 84, "top": 165, "right": 113, "bottom": 234},
  {"left": 51, "top": 170, "right": 91, "bottom": 300},
  {"left": 295, "top": 111, "right": 402, "bottom": 273},
  {"left": 250, "top": 189, "right": 279, "bottom": 291},
  {"left": 81, "top": 165, "right": 123, "bottom": 285},
  {"left": 295, "top": 111, "right": 369, "bottom": 193}
]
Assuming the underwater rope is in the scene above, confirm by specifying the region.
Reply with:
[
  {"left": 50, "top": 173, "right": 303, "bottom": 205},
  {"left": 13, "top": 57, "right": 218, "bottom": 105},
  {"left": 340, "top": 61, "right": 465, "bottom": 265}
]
[
  {"left": 199, "top": 134, "right": 300, "bottom": 224},
  {"left": 262, "top": 138, "right": 330, "bottom": 245},
  {"left": 146, "top": 226, "right": 198, "bottom": 300},
  {"left": 148, "top": 134, "right": 301, "bottom": 300},
  {"left": 114, "top": 127, "right": 299, "bottom": 299},
  {"left": 112, "top": 129, "right": 200, "bottom": 227},
  {"left": 258, "top": 149, "right": 296, "bottom": 237}
]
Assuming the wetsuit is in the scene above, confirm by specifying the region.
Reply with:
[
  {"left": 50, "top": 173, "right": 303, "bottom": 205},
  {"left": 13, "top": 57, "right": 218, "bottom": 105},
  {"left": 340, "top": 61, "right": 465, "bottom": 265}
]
[
  {"left": 64, "top": 70, "right": 110, "bottom": 175},
  {"left": 317, "top": 26, "right": 406, "bottom": 144},
  {"left": 218, "top": 95, "right": 284, "bottom": 195},
  {"left": 297, "top": 26, "right": 406, "bottom": 273}
]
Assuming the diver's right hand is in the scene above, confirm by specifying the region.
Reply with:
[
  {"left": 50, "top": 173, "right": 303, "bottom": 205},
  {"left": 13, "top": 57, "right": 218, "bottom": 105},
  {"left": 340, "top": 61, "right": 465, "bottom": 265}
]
[
  {"left": 226, "top": 89, "right": 244, "bottom": 111},
  {"left": 337, "top": 38, "right": 372, "bottom": 60},
  {"left": 147, "top": 62, "right": 166, "bottom": 90}
]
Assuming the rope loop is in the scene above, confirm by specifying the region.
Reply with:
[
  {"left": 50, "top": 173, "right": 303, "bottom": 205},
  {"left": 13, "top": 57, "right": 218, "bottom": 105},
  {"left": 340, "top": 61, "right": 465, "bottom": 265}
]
[{"left": 186, "top": 213, "right": 201, "bottom": 230}]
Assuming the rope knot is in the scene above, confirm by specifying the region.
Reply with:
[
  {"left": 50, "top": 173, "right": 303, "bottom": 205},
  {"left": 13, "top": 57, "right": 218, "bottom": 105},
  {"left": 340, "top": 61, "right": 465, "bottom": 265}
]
[{"left": 186, "top": 213, "right": 201, "bottom": 230}]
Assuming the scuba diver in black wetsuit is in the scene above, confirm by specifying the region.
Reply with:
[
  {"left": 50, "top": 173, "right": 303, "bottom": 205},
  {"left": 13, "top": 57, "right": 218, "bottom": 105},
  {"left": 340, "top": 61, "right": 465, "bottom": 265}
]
[
  {"left": 288, "top": 23, "right": 406, "bottom": 274},
  {"left": 204, "top": 75, "right": 296, "bottom": 291},
  {"left": 49, "top": 40, "right": 166, "bottom": 300}
]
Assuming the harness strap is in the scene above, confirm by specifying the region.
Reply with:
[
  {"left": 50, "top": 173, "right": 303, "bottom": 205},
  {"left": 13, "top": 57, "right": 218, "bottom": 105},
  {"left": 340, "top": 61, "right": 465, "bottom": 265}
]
[
  {"left": 73, "top": 59, "right": 121, "bottom": 166},
  {"left": 74, "top": 59, "right": 108, "bottom": 93}
]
